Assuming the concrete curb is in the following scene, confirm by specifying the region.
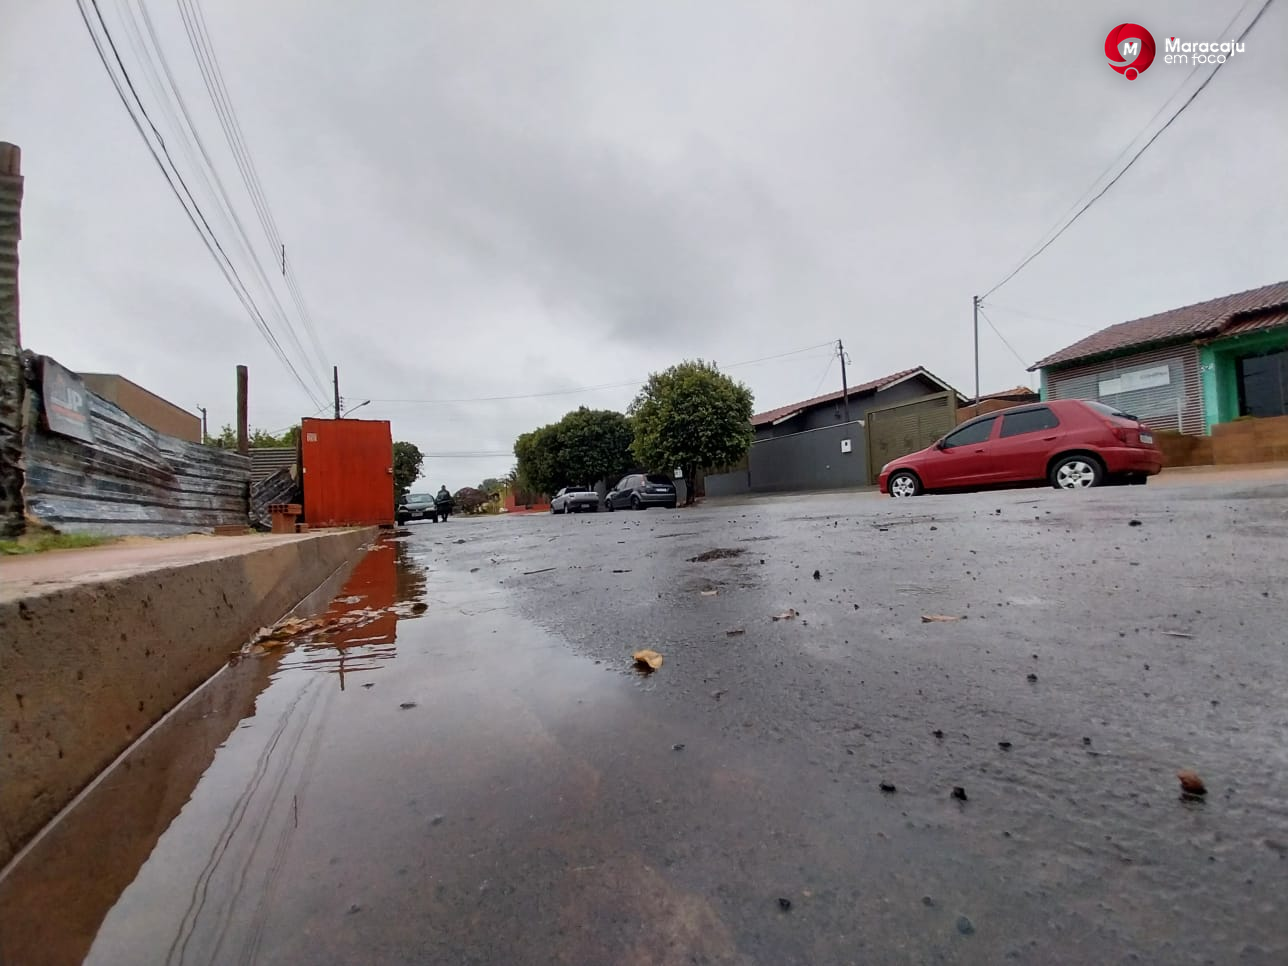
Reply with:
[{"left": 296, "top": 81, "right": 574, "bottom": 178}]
[{"left": 0, "top": 527, "right": 376, "bottom": 865}]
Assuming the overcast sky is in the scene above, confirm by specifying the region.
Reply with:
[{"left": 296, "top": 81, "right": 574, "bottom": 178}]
[{"left": 3, "top": 0, "right": 1285, "bottom": 489}]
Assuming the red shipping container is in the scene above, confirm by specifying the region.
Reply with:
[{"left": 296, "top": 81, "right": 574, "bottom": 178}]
[{"left": 300, "top": 418, "right": 395, "bottom": 527}]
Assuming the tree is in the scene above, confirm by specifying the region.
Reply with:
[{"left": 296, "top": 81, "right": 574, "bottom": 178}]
[
  {"left": 513, "top": 407, "right": 635, "bottom": 496},
  {"left": 557, "top": 407, "right": 634, "bottom": 487},
  {"left": 454, "top": 486, "right": 487, "bottom": 514},
  {"left": 629, "top": 360, "right": 753, "bottom": 506},
  {"left": 392, "top": 441, "right": 424, "bottom": 503},
  {"left": 208, "top": 424, "right": 299, "bottom": 448}
]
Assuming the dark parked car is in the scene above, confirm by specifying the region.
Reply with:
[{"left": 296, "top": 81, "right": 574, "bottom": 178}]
[
  {"left": 397, "top": 492, "right": 440, "bottom": 524},
  {"left": 605, "top": 473, "right": 678, "bottom": 510},
  {"left": 878, "top": 399, "right": 1162, "bottom": 497},
  {"left": 551, "top": 486, "right": 600, "bottom": 513}
]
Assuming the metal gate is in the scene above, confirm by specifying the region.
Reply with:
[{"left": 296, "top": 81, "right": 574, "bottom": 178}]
[{"left": 865, "top": 392, "right": 957, "bottom": 483}]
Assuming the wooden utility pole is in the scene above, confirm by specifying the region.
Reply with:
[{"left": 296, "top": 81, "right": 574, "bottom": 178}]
[
  {"left": 973, "top": 295, "right": 981, "bottom": 415},
  {"left": 236, "top": 365, "right": 249, "bottom": 455},
  {"left": 0, "top": 142, "right": 25, "bottom": 537},
  {"left": 198, "top": 406, "right": 208, "bottom": 442},
  {"left": 333, "top": 365, "right": 340, "bottom": 419},
  {"left": 838, "top": 339, "right": 850, "bottom": 422}
]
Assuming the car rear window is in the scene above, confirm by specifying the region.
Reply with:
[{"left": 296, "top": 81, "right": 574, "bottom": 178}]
[
  {"left": 1085, "top": 401, "right": 1136, "bottom": 420},
  {"left": 565, "top": 486, "right": 589, "bottom": 493},
  {"left": 646, "top": 475, "right": 673, "bottom": 485}
]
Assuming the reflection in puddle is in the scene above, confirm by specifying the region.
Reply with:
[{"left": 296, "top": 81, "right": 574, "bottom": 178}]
[{"left": 0, "top": 539, "right": 426, "bottom": 966}]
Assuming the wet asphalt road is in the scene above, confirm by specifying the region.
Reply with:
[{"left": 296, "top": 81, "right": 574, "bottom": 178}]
[{"left": 2, "top": 478, "right": 1287, "bottom": 965}]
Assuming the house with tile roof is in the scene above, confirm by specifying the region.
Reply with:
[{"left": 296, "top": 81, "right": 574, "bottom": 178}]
[
  {"left": 1032, "top": 280, "right": 1288, "bottom": 436},
  {"left": 703, "top": 367, "right": 966, "bottom": 497}
]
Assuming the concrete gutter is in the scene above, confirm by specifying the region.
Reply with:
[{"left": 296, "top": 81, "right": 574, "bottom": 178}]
[{"left": 0, "top": 527, "right": 376, "bottom": 866}]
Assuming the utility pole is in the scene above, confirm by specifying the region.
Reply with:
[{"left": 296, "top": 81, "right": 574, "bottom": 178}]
[
  {"left": 333, "top": 365, "right": 341, "bottom": 419},
  {"left": 236, "top": 365, "right": 249, "bottom": 455},
  {"left": 837, "top": 339, "right": 850, "bottom": 423},
  {"left": 198, "top": 405, "right": 208, "bottom": 442},
  {"left": 0, "top": 142, "right": 25, "bottom": 537},
  {"left": 972, "top": 295, "right": 981, "bottom": 415}
]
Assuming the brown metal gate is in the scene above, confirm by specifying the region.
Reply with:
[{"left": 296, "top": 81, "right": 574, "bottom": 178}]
[{"left": 865, "top": 392, "right": 957, "bottom": 483}]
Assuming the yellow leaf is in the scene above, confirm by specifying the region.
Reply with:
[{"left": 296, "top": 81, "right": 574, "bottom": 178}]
[{"left": 632, "top": 649, "right": 664, "bottom": 671}]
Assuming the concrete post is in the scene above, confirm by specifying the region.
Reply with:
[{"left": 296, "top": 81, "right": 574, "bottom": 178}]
[{"left": 0, "top": 143, "right": 24, "bottom": 538}]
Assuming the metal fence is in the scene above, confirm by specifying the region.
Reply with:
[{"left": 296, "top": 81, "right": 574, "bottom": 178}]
[{"left": 23, "top": 355, "right": 252, "bottom": 536}]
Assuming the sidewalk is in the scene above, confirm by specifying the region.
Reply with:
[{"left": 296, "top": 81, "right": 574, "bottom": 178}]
[{"left": 1, "top": 531, "right": 326, "bottom": 603}]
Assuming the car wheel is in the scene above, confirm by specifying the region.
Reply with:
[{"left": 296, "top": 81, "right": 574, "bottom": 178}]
[
  {"left": 630, "top": 495, "right": 642, "bottom": 510},
  {"left": 888, "top": 471, "right": 922, "bottom": 498},
  {"left": 1050, "top": 455, "right": 1103, "bottom": 490},
  {"left": 606, "top": 500, "right": 615, "bottom": 511}
]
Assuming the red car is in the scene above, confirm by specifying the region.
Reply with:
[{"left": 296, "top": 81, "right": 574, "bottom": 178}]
[{"left": 878, "top": 399, "right": 1162, "bottom": 497}]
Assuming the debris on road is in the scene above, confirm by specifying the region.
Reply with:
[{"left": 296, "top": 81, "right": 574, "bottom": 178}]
[
  {"left": 933, "top": 729, "right": 944, "bottom": 739},
  {"left": 1027, "top": 673, "right": 1039, "bottom": 682},
  {"left": 951, "top": 786, "right": 969, "bottom": 801},
  {"left": 611, "top": 569, "right": 632, "bottom": 574},
  {"left": 879, "top": 782, "right": 897, "bottom": 793},
  {"left": 778, "top": 897, "right": 793, "bottom": 911},
  {"left": 701, "top": 589, "right": 719, "bottom": 597},
  {"left": 633, "top": 649, "right": 664, "bottom": 671},
  {"left": 711, "top": 690, "right": 726, "bottom": 700},
  {"left": 362, "top": 683, "right": 375, "bottom": 689},
  {"left": 725, "top": 628, "right": 745, "bottom": 637},
  {"left": 1178, "top": 769, "right": 1207, "bottom": 797},
  {"left": 399, "top": 701, "right": 418, "bottom": 710},
  {"left": 812, "top": 570, "right": 821, "bottom": 580},
  {"left": 772, "top": 609, "right": 799, "bottom": 621},
  {"left": 998, "top": 741, "right": 1012, "bottom": 751},
  {"left": 410, "top": 602, "right": 429, "bottom": 614},
  {"left": 1129, "top": 519, "right": 1143, "bottom": 527},
  {"left": 1164, "top": 631, "right": 1194, "bottom": 639},
  {"left": 689, "top": 548, "right": 745, "bottom": 562},
  {"left": 921, "top": 614, "right": 963, "bottom": 623},
  {"left": 957, "top": 915, "right": 976, "bottom": 936},
  {"left": 672, "top": 743, "right": 685, "bottom": 751},
  {"left": 522, "top": 567, "right": 557, "bottom": 576}
]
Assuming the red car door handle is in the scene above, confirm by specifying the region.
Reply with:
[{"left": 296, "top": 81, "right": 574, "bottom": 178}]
[
  {"left": 974, "top": 448, "right": 985, "bottom": 453},
  {"left": 1042, "top": 435, "right": 1058, "bottom": 441}
]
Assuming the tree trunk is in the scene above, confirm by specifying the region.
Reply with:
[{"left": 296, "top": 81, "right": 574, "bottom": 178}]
[{"left": 684, "top": 464, "right": 697, "bottom": 506}]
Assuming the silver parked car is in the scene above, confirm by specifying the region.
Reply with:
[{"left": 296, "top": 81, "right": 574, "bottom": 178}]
[{"left": 550, "top": 486, "right": 601, "bottom": 514}]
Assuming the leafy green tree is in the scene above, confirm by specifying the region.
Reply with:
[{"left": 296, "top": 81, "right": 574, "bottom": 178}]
[
  {"left": 392, "top": 441, "right": 425, "bottom": 503},
  {"left": 557, "top": 407, "right": 634, "bottom": 487},
  {"left": 513, "top": 423, "right": 563, "bottom": 496},
  {"left": 208, "top": 424, "right": 299, "bottom": 448},
  {"left": 629, "top": 360, "right": 753, "bottom": 506}
]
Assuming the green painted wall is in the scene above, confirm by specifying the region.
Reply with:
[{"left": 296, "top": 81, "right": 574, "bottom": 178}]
[
  {"left": 1038, "top": 369, "right": 1048, "bottom": 401},
  {"left": 1203, "top": 328, "right": 1288, "bottom": 431}
]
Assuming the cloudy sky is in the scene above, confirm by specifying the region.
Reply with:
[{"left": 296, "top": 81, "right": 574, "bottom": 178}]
[{"left": 3, "top": 0, "right": 1285, "bottom": 489}]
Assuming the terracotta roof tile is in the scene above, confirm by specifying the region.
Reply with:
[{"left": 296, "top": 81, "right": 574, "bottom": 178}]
[
  {"left": 1031, "top": 280, "right": 1288, "bottom": 370},
  {"left": 751, "top": 367, "right": 953, "bottom": 427}
]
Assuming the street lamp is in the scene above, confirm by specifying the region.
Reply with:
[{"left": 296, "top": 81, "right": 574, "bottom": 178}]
[{"left": 342, "top": 399, "right": 371, "bottom": 418}]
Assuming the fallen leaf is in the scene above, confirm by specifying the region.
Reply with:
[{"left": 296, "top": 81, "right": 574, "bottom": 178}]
[
  {"left": 772, "top": 609, "right": 799, "bottom": 621},
  {"left": 1177, "top": 769, "right": 1207, "bottom": 796},
  {"left": 633, "top": 648, "right": 664, "bottom": 671},
  {"left": 921, "top": 614, "right": 963, "bottom": 623}
]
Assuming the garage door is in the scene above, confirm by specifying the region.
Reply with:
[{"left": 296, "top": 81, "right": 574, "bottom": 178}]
[{"left": 866, "top": 393, "right": 956, "bottom": 483}]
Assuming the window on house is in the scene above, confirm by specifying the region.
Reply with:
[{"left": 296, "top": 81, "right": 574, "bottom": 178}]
[
  {"left": 999, "top": 407, "right": 1060, "bottom": 438},
  {"left": 1237, "top": 350, "right": 1288, "bottom": 418}
]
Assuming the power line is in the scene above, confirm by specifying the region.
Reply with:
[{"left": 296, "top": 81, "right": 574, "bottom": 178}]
[
  {"left": 118, "top": 0, "right": 331, "bottom": 403},
  {"left": 983, "top": 0, "right": 1276, "bottom": 298},
  {"left": 76, "top": 0, "right": 327, "bottom": 410},
  {"left": 977, "top": 307, "right": 1030, "bottom": 370},
  {"left": 979, "top": 300, "right": 1098, "bottom": 332},
  {"left": 366, "top": 341, "right": 837, "bottom": 405},
  {"left": 811, "top": 353, "right": 836, "bottom": 396},
  {"left": 174, "top": 0, "right": 332, "bottom": 382}
]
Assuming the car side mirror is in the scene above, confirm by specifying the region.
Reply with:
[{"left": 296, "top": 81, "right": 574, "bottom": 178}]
[{"left": 935, "top": 440, "right": 947, "bottom": 450}]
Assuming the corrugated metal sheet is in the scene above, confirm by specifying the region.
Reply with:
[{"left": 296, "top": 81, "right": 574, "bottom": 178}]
[
  {"left": 1046, "top": 344, "right": 1205, "bottom": 435},
  {"left": 24, "top": 364, "right": 251, "bottom": 536},
  {"left": 249, "top": 447, "right": 298, "bottom": 483},
  {"left": 300, "top": 418, "right": 394, "bottom": 527},
  {"left": 866, "top": 392, "right": 957, "bottom": 480},
  {"left": 251, "top": 467, "right": 300, "bottom": 528}
]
